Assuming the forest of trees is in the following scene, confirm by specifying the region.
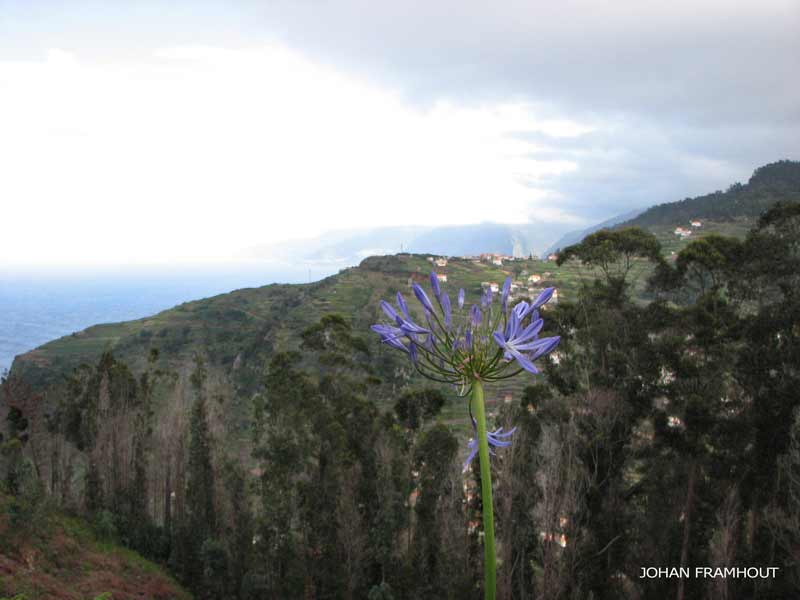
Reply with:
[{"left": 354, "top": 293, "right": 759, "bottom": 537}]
[{"left": 2, "top": 202, "right": 799, "bottom": 599}]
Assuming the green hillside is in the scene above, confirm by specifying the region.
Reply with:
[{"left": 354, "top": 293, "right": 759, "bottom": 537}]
[
  {"left": 8, "top": 254, "right": 585, "bottom": 431},
  {"left": 620, "top": 159, "right": 800, "bottom": 229},
  {"left": 0, "top": 493, "right": 191, "bottom": 600}
]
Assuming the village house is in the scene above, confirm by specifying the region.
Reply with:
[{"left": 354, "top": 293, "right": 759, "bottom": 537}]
[
  {"left": 690, "top": 220, "right": 702, "bottom": 228},
  {"left": 667, "top": 415, "right": 685, "bottom": 429},
  {"left": 528, "top": 274, "right": 542, "bottom": 283},
  {"left": 480, "top": 252, "right": 509, "bottom": 266},
  {"left": 434, "top": 257, "right": 448, "bottom": 267},
  {"left": 547, "top": 253, "right": 559, "bottom": 262},
  {"left": 426, "top": 256, "right": 434, "bottom": 262},
  {"left": 674, "top": 227, "right": 692, "bottom": 238},
  {"left": 436, "top": 273, "right": 447, "bottom": 283}
]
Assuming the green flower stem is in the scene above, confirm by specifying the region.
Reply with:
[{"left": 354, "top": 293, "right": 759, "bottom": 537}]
[{"left": 472, "top": 380, "right": 496, "bottom": 600}]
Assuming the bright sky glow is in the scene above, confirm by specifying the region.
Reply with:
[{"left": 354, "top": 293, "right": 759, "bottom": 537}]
[
  {"left": 0, "top": 46, "right": 588, "bottom": 265},
  {"left": 2, "top": 0, "right": 796, "bottom": 266}
]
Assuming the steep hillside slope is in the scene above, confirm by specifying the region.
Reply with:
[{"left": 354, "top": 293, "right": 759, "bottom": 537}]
[
  {"left": 0, "top": 494, "right": 190, "bottom": 600},
  {"left": 546, "top": 160, "right": 800, "bottom": 260},
  {"left": 620, "top": 160, "right": 800, "bottom": 228}
]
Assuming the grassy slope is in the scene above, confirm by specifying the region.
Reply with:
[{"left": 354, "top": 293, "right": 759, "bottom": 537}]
[{"left": 0, "top": 497, "right": 190, "bottom": 600}]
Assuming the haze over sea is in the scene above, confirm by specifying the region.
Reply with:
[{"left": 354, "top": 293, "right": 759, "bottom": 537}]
[{"left": 0, "top": 262, "right": 340, "bottom": 375}]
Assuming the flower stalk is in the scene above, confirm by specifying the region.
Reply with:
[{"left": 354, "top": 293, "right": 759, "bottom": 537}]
[{"left": 472, "top": 379, "right": 496, "bottom": 600}]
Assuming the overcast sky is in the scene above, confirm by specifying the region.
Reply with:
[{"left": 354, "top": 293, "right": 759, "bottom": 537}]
[{"left": 1, "top": 0, "right": 798, "bottom": 265}]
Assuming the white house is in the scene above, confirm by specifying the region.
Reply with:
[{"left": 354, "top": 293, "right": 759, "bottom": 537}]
[
  {"left": 690, "top": 220, "right": 702, "bottom": 228},
  {"left": 436, "top": 273, "right": 448, "bottom": 283},
  {"left": 528, "top": 274, "right": 542, "bottom": 283},
  {"left": 434, "top": 257, "right": 448, "bottom": 267}
]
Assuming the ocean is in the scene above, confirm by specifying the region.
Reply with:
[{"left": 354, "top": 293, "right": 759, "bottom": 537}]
[{"left": 0, "top": 262, "right": 341, "bottom": 375}]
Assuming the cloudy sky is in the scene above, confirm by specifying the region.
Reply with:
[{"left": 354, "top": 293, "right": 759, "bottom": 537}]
[{"left": 1, "top": 0, "right": 798, "bottom": 265}]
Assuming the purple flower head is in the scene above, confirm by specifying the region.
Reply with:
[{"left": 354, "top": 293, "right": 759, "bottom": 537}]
[{"left": 373, "top": 275, "right": 560, "bottom": 393}]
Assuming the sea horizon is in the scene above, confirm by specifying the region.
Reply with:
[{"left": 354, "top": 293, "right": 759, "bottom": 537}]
[{"left": 0, "top": 260, "right": 344, "bottom": 374}]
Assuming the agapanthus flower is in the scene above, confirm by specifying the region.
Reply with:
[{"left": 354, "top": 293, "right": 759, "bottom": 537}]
[
  {"left": 372, "top": 271, "right": 559, "bottom": 599},
  {"left": 372, "top": 272, "right": 560, "bottom": 393}
]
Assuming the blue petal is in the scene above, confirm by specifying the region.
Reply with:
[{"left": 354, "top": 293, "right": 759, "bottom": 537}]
[
  {"left": 492, "top": 331, "right": 508, "bottom": 348},
  {"left": 380, "top": 300, "right": 399, "bottom": 322},
  {"left": 515, "top": 335, "right": 559, "bottom": 355},
  {"left": 532, "top": 287, "right": 555, "bottom": 309},
  {"left": 396, "top": 292, "right": 411, "bottom": 320},
  {"left": 529, "top": 336, "right": 560, "bottom": 360},
  {"left": 513, "top": 301, "right": 530, "bottom": 319},
  {"left": 462, "top": 441, "right": 478, "bottom": 472},
  {"left": 458, "top": 288, "right": 465, "bottom": 309},
  {"left": 412, "top": 283, "right": 435, "bottom": 313},
  {"left": 515, "top": 318, "right": 544, "bottom": 344},
  {"left": 501, "top": 276, "right": 512, "bottom": 308},
  {"left": 430, "top": 272, "right": 441, "bottom": 299},
  {"left": 470, "top": 304, "right": 482, "bottom": 328},
  {"left": 506, "top": 346, "right": 539, "bottom": 373},
  {"left": 399, "top": 318, "right": 429, "bottom": 335},
  {"left": 441, "top": 292, "right": 452, "bottom": 327}
]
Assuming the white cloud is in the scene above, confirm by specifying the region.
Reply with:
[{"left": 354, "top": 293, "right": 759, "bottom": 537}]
[{"left": 0, "top": 45, "right": 590, "bottom": 265}]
